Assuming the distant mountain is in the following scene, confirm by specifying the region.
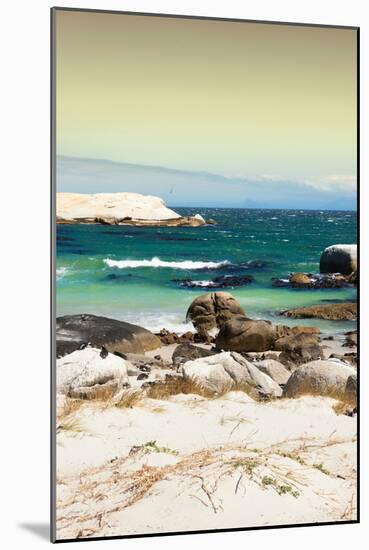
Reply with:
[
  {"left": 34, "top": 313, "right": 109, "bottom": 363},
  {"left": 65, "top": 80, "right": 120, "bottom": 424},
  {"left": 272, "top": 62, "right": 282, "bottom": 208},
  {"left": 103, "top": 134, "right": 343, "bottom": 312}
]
[{"left": 57, "top": 155, "right": 356, "bottom": 211}]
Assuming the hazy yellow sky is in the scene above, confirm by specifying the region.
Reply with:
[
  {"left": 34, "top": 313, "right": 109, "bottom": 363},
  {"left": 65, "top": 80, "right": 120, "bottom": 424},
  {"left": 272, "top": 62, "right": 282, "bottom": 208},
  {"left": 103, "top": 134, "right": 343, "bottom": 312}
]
[{"left": 55, "top": 9, "right": 357, "bottom": 183}]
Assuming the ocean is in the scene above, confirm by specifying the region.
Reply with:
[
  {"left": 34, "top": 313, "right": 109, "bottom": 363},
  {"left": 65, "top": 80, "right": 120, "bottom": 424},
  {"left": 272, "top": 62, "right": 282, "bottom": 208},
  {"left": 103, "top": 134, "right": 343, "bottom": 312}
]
[{"left": 56, "top": 208, "right": 357, "bottom": 336}]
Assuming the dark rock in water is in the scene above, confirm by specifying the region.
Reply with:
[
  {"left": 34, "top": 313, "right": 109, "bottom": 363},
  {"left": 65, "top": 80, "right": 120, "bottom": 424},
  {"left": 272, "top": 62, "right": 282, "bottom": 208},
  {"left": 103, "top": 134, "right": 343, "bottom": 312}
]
[
  {"left": 320, "top": 244, "right": 357, "bottom": 275},
  {"left": 281, "top": 302, "right": 357, "bottom": 321},
  {"left": 186, "top": 292, "right": 245, "bottom": 337},
  {"left": 56, "top": 314, "right": 161, "bottom": 357},
  {"left": 216, "top": 317, "right": 276, "bottom": 352},
  {"left": 175, "top": 274, "right": 253, "bottom": 289},
  {"left": 206, "top": 218, "right": 217, "bottom": 225},
  {"left": 155, "top": 329, "right": 196, "bottom": 345},
  {"left": 172, "top": 342, "right": 218, "bottom": 367},
  {"left": 272, "top": 272, "right": 351, "bottom": 289}
]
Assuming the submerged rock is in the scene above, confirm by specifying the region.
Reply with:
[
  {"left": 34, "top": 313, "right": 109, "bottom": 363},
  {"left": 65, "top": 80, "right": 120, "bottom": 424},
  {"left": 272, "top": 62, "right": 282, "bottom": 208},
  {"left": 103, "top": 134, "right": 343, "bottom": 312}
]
[
  {"left": 320, "top": 244, "right": 357, "bottom": 275},
  {"left": 283, "top": 359, "right": 355, "bottom": 398},
  {"left": 176, "top": 274, "right": 253, "bottom": 289},
  {"left": 56, "top": 314, "right": 161, "bottom": 357}
]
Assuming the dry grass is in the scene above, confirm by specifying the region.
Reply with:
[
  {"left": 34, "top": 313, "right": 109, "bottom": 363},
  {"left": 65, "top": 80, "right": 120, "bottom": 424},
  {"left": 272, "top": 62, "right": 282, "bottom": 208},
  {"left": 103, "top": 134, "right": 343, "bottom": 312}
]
[
  {"left": 57, "top": 398, "right": 84, "bottom": 423},
  {"left": 115, "top": 389, "right": 143, "bottom": 409},
  {"left": 146, "top": 376, "right": 258, "bottom": 401}
]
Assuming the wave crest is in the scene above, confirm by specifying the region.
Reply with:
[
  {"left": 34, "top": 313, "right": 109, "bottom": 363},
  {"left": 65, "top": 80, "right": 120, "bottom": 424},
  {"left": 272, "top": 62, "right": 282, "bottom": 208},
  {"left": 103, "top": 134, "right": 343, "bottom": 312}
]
[{"left": 103, "top": 257, "right": 230, "bottom": 270}]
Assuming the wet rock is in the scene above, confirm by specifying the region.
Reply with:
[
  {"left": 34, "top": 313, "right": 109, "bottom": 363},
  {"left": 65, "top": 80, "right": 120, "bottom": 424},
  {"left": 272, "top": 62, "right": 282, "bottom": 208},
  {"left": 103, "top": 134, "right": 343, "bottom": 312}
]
[
  {"left": 176, "top": 274, "right": 253, "bottom": 289},
  {"left": 344, "top": 331, "right": 357, "bottom": 347}
]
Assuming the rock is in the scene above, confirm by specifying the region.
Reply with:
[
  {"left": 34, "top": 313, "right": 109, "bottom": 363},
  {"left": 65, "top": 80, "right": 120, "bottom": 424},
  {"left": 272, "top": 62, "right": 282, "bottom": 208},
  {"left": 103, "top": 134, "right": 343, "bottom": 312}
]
[
  {"left": 279, "top": 344, "right": 324, "bottom": 370},
  {"left": 182, "top": 351, "right": 282, "bottom": 397},
  {"left": 56, "top": 314, "right": 161, "bottom": 357},
  {"left": 56, "top": 192, "right": 205, "bottom": 227},
  {"left": 344, "top": 330, "right": 357, "bottom": 347},
  {"left": 283, "top": 359, "right": 356, "bottom": 398},
  {"left": 272, "top": 273, "right": 351, "bottom": 289},
  {"left": 274, "top": 332, "right": 320, "bottom": 351},
  {"left": 172, "top": 342, "right": 218, "bottom": 367},
  {"left": 57, "top": 347, "right": 130, "bottom": 399},
  {"left": 346, "top": 271, "right": 357, "bottom": 285},
  {"left": 344, "top": 374, "right": 357, "bottom": 404},
  {"left": 216, "top": 317, "right": 276, "bottom": 352},
  {"left": 290, "top": 272, "right": 313, "bottom": 285},
  {"left": 206, "top": 218, "right": 217, "bottom": 225},
  {"left": 254, "top": 359, "right": 291, "bottom": 385},
  {"left": 176, "top": 274, "right": 253, "bottom": 289},
  {"left": 281, "top": 302, "right": 357, "bottom": 321},
  {"left": 274, "top": 332, "right": 324, "bottom": 369},
  {"left": 320, "top": 244, "right": 357, "bottom": 275},
  {"left": 186, "top": 292, "right": 245, "bottom": 336}
]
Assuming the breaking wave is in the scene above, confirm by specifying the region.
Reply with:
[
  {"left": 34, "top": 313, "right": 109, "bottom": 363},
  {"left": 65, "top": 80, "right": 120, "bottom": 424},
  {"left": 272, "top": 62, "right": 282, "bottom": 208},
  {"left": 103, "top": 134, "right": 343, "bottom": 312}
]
[{"left": 103, "top": 257, "right": 230, "bottom": 270}]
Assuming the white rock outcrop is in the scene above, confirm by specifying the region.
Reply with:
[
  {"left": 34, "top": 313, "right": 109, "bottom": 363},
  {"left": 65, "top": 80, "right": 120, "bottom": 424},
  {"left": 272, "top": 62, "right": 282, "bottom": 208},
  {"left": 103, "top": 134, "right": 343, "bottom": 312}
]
[
  {"left": 57, "top": 347, "right": 130, "bottom": 399},
  {"left": 182, "top": 351, "right": 282, "bottom": 397},
  {"left": 57, "top": 192, "right": 181, "bottom": 222}
]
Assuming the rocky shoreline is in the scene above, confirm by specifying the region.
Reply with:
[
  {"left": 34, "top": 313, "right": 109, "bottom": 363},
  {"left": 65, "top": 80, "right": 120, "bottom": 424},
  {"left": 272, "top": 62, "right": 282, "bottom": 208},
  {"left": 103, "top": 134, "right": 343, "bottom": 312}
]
[{"left": 55, "top": 243, "right": 358, "bottom": 539}]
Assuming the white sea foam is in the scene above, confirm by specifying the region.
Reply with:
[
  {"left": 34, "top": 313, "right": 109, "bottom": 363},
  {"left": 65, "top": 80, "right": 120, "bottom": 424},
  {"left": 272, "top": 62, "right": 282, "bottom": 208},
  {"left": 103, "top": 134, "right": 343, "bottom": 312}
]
[
  {"left": 56, "top": 267, "right": 70, "bottom": 280},
  {"left": 103, "top": 257, "right": 230, "bottom": 270}
]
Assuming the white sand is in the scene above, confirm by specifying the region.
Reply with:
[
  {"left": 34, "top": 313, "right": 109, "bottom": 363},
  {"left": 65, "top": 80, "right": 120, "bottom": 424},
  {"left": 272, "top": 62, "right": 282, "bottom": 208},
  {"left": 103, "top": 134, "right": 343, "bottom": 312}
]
[{"left": 56, "top": 392, "right": 357, "bottom": 539}]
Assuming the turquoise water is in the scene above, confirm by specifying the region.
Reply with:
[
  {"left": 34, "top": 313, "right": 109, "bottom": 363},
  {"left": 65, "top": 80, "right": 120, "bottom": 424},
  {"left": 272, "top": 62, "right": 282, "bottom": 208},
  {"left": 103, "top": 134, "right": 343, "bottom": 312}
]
[{"left": 56, "top": 208, "right": 357, "bottom": 335}]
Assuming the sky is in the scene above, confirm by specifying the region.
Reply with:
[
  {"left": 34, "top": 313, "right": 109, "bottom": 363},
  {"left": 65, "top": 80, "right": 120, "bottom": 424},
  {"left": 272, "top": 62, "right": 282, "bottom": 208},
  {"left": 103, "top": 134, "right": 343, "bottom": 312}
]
[{"left": 55, "top": 9, "right": 357, "bottom": 209}]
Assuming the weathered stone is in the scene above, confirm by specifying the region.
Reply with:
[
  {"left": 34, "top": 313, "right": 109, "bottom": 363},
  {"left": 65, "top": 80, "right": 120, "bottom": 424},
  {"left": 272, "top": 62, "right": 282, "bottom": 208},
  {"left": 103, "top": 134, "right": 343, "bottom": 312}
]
[
  {"left": 216, "top": 317, "right": 276, "bottom": 352},
  {"left": 186, "top": 292, "right": 245, "bottom": 336},
  {"left": 57, "top": 347, "right": 130, "bottom": 399},
  {"left": 283, "top": 359, "right": 355, "bottom": 398},
  {"left": 56, "top": 314, "right": 161, "bottom": 357}
]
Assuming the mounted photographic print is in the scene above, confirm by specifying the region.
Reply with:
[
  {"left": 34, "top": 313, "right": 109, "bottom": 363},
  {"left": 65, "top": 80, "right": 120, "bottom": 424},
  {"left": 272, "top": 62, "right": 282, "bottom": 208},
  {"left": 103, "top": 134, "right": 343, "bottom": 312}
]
[{"left": 51, "top": 8, "right": 359, "bottom": 542}]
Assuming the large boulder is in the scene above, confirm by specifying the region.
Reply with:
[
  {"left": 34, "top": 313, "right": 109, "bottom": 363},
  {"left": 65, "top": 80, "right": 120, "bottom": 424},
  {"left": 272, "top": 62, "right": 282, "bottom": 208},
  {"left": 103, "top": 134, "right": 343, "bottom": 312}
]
[
  {"left": 283, "top": 359, "right": 356, "bottom": 398},
  {"left": 56, "top": 314, "right": 161, "bottom": 357},
  {"left": 344, "top": 374, "right": 357, "bottom": 404},
  {"left": 186, "top": 292, "right": 245, "bottom": 337},
  {"left": 320, "top": 244, "right": 357, "bottom": 275},
  {"left": 274, "top": 332, "right": 324, "bottom": 370},
  {"left": 57, "top": 347, "right": 130, "bottom": 399},
  {"left": 216, "top": 317, "right": 276, "bottom": 352},
  {"left": 281, "top": 302, "right": 357, "bottom": 321},
  {"left": 254, "top": 359, "right": 291, "bottom": 385},
  {"left": 182, "top": 351, "right": 282, "bottom": 397}
]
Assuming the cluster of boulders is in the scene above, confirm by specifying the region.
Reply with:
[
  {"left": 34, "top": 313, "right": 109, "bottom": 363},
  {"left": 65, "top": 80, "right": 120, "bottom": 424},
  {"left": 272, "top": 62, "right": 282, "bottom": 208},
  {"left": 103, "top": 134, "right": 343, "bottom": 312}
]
[{"left": 272, "top": 244, "right": 357, "bottom": 289}]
